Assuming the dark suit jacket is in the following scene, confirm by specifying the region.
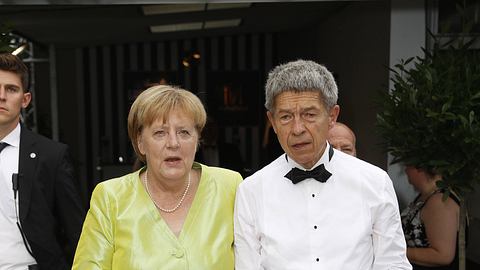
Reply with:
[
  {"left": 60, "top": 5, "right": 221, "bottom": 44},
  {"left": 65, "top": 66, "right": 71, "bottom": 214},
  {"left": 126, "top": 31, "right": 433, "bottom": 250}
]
[{"left": 18, "top": 126, "right": 85, "bottom": 270}]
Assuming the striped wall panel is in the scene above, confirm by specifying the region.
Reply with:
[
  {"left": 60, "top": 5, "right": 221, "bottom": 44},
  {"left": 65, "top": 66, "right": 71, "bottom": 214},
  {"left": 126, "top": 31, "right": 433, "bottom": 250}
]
[{"left": 78, "top": 34, "right": 275, "bottom": 190}]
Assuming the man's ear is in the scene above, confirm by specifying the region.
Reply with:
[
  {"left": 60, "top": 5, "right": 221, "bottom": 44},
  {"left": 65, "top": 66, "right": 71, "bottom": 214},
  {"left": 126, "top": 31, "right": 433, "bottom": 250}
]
[
  {"left": 22, "top": 92, "right": 31, "bottom": 108},
  {"left": 328, "top": 105, "right": 340, "bottom": 129},
  {"left": 266, "top": 111, "right": 277, "bottom": 134}
]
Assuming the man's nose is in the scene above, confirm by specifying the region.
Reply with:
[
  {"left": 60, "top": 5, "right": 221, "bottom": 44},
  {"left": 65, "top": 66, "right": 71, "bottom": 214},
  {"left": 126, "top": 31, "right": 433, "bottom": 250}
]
[
  {"left": 292, "top": 117, "right": 306, "bottom": 135},
  {"left": 0, "top": 87, "right": 6, "bottom": 100}
]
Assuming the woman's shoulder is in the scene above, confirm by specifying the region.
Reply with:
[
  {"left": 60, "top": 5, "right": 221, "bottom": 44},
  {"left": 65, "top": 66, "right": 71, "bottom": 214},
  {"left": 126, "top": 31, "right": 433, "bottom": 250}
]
[
  {"left": 423, "top": 191, "right": 460, "bottom": 213},
  {"left": 92, "top": 171, "right": 140, "bottom": 197},
  {"left": 198, "top": 163, "right": 243, "bottom": 186}
]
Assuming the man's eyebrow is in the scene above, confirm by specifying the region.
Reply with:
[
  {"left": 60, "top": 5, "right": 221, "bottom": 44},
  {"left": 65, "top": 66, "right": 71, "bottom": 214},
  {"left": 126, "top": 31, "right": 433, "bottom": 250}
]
[{"left": 4, "top": 84, "right": 21, "bottom": 89}]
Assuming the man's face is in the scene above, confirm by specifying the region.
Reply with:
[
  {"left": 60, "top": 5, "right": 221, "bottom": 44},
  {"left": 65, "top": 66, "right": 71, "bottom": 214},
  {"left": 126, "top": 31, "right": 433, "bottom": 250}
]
[
  {"left": 0, "top": 70, "right": 31, "bottom": 135},
  {"left": 328, "top": 124, "right": 356, "bottom": 156},
  {"left": 267, "top": 91, "right": 339, "bottom": 169}
]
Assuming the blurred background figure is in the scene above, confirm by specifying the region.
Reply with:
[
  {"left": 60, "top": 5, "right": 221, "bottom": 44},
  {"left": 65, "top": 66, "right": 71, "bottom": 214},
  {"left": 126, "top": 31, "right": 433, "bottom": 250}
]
[
  {"left": 196, "top": 117, "right": 245, "bottom": 176},
  {"left": 401, "top": 166, "right": 460, "bottom": 270},
  {"left": 327, "top": 121, "right": 356, "bottom": 157}
]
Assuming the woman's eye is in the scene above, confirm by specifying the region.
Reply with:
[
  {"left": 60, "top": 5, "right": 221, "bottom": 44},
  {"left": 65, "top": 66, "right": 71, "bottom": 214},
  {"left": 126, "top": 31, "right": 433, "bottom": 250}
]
[{"left": 155, "top": 130, "right": 166, "bottom": 136}]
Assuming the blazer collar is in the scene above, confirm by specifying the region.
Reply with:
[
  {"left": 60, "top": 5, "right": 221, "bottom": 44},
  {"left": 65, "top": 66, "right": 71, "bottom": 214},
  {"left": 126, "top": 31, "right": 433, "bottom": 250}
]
[{"left": 18, "top": 125, "right": 39, "bottom": 221}]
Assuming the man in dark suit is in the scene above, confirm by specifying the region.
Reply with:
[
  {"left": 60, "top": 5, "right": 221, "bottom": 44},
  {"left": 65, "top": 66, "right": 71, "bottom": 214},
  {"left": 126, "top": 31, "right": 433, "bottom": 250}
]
[{"left": 0, "top": 53, "right": 85, "bottom": 269}]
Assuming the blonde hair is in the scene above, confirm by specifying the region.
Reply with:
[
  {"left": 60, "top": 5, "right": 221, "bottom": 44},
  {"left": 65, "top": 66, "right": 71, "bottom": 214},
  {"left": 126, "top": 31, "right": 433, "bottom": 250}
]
[{"left": 127, "top": 85, "right": 207, "bottom": 162}]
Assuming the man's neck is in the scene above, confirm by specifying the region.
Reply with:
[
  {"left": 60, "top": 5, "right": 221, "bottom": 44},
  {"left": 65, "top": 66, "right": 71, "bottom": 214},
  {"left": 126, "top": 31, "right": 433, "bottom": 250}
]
[{"left": 0, "top": 120, "right": 20, "bottom": 141}]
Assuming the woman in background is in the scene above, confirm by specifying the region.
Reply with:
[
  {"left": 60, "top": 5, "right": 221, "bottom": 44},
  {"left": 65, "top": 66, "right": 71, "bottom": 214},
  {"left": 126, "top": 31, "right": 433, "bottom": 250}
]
[
  {"left": 401, "top": 166, "right": 460, "bottom": 270},
  {"left": 73, "top": 85, "right": 242, "bottom": 269}
]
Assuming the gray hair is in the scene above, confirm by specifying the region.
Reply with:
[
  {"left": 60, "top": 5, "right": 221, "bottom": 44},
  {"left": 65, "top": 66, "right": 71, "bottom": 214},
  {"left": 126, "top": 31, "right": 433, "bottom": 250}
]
[{"left": 265, "top": 59, "right": 338, "bottom": 111}]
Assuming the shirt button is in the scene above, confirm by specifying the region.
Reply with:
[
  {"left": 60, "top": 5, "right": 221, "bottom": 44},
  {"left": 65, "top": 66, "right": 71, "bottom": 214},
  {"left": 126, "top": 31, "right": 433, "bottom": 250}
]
[
  {"left": 172, "top": 249, "right": 184, "bottom": 258},
  {"left": 314, "top": 225, "right": 317, "bottom": 229},
  {"left": 312, "top": 194, "right": 315, "bottom": 197},
  {"left": 316, "top": 258, "right": 320, "bottom": 262}
]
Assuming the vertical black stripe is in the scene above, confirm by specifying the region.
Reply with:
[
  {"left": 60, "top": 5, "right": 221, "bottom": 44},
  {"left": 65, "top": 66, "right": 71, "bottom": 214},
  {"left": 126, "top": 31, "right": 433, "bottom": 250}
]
[
  {"left": 96, "top": 47, "right": 105, "bottom": 152},
  {"left": 110, "top": 45, "right": 119, "bottom": 161},
  {"left": 151, "top": 41, "right": 158, "bottom": 70},
  {"left": 137, "top": 42, "right": 144, "bottom": 70},
  {"left": 218, "top": 36, "right": 225, "bottom": 70},
  {"left": 232, "top": 35, "right": 238, "bottom": 70},
  {"left": 82, "top": 47, "right": 93, "bottom": 193}
]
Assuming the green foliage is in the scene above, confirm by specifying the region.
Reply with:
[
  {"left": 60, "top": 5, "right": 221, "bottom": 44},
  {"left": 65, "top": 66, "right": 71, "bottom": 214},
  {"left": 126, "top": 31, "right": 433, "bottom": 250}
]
[
  {"left": 0, "top": 23, "right": 14, "bottom": 53},
  {"left": 376, "top": 36, "right": 480, "bottom": 196}
]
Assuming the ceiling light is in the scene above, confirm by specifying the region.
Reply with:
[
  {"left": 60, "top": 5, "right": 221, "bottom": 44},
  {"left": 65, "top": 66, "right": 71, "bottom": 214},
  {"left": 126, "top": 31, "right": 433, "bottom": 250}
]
[
  {"left": 150, "top": 22, "right": 203, "bottom": 33},
  {"left": 204, "top": 19, "right": 241, "bottom": 29},
  {"left": 206, "top": 3, "right": 252, "bottom": 10},
  {"left": 192, "top": 52, "right": 201, "bottom": 60},
  {"left": 12, "top": 43, "right": 28, "bottom": 56},
  {"left": 142, "top": 4, "right": 205, "bottom": 15}
]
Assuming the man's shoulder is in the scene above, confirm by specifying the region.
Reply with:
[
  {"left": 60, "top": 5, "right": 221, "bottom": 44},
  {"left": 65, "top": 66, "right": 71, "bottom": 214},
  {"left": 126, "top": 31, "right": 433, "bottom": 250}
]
[
  {"left": 334, "top": 149, "right": 387, "bottom": 175},
  {"left": 21, "top": 126, "right": 67, "bottom": 149},
  {"left": 242, "top": 154, "right": 286, "bottom": 186}
]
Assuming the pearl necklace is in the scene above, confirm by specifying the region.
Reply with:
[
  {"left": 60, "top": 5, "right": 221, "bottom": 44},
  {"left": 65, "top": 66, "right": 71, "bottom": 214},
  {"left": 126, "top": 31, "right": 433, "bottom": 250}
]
[{"left": 143, "top": 170, "right": 191, "bottom": 213}]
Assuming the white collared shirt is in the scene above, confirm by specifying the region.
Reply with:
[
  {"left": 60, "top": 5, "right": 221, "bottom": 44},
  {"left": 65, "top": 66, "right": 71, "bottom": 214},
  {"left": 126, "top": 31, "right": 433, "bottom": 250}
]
[
  {"left": 234, "top": 143, "right": 411, "bottom": 270},
  {"left": 0, "top": 123, "right": 37, "bottom": 269}
]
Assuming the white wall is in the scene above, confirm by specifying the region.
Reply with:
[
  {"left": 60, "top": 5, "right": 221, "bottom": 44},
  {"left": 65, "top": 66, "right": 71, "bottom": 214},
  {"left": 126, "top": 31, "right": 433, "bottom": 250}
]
[{"left": 388, "top": 0, "right": 426, "bottom": 209}]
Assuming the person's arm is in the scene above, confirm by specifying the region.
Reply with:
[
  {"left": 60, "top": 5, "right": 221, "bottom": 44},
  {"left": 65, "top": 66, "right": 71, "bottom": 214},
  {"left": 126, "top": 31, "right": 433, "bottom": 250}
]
[
  {"left": 234, "top": 183, "right": 262, "bottom": 270},
  {"left": 54, "top": 146, "right": 86, "bottom": 262},
  {"left": 72, "top": 183, "right": 114, "bottom": 270},
  {"left": 407, "top": 193, "right": 459, "bottom": 267},
  {"left": 372, "top": 174, "right": 412, "bottom": 270}
]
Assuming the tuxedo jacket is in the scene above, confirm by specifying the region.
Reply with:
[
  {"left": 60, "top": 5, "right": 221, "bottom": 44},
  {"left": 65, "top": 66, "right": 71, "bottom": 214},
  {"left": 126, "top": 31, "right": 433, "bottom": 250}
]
[{"left": 18, "top": 126, "right": 85, "bottom": 270}]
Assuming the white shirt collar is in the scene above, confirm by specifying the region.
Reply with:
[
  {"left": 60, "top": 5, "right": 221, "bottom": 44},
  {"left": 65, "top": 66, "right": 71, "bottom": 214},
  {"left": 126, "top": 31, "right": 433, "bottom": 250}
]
[
  {"left": 1, "top": 123, "right": 21, "bottom": 148},
  {"left": 285, "top": 141, "right": 332, "bottom": 171}
]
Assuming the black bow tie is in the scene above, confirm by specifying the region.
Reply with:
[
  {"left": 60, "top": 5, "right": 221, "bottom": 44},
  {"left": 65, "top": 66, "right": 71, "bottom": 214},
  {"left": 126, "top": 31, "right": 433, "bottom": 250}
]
[
  {"left": 0, "top": 142, "right": 9, "bottom": 154},
  {"left": 285, "top": 164, "right": 332, "bottom": 184}
]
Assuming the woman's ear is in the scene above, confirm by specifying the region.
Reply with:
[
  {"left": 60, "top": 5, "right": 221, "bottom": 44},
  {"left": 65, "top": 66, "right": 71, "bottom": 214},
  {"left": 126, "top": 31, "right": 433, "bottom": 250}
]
[{"left": 137, "top": 133, "right": 145, "bottom": 155}]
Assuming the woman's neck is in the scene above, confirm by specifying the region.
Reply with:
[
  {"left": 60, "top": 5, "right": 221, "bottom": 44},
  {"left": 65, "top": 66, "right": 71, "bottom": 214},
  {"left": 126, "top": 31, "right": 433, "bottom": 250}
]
[{"left": 418, "top": 176, "right": 442, "bottom": 199}]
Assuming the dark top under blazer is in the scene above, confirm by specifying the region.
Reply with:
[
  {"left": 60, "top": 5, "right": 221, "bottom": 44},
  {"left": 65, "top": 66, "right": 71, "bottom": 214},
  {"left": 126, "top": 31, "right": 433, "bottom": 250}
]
[{"left": 18, "top": 126, "right": 85, "bottom": 270}]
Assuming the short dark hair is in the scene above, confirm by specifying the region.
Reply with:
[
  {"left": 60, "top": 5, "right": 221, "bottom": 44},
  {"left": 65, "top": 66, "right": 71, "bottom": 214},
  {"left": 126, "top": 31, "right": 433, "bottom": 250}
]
[{"left": 0, "top": 53, "right": 29, "bottom": 91}]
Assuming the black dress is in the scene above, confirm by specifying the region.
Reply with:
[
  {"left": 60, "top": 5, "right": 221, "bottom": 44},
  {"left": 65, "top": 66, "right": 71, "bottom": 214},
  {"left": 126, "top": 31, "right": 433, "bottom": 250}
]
[{"left": 400, "top": 189, "right": 460, "bottom": 270}]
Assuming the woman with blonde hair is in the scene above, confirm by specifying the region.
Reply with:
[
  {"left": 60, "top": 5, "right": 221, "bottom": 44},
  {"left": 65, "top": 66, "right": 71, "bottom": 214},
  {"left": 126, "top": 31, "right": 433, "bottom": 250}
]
[{"left": 73, "top": 85, "right": 242, "bottom": 269}]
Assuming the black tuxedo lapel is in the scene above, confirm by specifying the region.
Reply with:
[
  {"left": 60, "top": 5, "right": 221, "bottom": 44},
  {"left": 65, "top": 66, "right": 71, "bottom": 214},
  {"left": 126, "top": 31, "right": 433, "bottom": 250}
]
[{"left": 18, "top": 126, "right": 39, "bottom": 222}]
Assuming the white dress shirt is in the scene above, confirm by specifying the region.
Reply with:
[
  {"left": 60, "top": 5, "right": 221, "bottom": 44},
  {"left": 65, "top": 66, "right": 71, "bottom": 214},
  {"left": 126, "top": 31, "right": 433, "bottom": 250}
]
[
  {"left": 0, "top": 123, "right": 37, "bottom": 269},
  {"left": 234, "top": 143, "right": 411, "bottom": 270}
]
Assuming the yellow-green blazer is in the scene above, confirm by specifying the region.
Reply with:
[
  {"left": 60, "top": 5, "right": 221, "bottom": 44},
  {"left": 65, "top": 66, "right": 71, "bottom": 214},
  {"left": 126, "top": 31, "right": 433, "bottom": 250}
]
[{"left": 73, "top": 163, "right": 242, "bottom": 270}]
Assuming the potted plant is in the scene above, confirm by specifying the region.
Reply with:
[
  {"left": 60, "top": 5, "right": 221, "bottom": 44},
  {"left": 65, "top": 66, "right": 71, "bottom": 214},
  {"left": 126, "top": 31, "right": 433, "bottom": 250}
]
[
  {"left": 0, "top": 23, "right": 14, "bottom": 53},
  {"left": 376, "top": 24, "right": 480, "bottom": 269}
]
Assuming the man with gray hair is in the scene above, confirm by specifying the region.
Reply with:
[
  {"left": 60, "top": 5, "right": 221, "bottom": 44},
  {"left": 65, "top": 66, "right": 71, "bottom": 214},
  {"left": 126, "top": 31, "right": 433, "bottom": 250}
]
[{"left": 234, "top": 60, "right": 411, "bottom": 269}]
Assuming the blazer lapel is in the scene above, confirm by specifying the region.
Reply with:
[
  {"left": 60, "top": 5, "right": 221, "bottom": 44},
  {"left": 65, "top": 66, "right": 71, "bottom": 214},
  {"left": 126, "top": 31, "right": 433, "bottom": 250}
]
[{"left": 18, "top": 126, "right": 39, "bottom": 222}]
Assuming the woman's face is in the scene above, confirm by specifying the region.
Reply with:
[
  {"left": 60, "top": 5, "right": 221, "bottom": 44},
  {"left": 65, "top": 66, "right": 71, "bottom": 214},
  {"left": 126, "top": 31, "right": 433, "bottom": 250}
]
[
  {"left": 137, "top": 108, "right": 198, "bottom": 181},
  {"left": 405, "top": 166, "right": 426, "bottom": 189}
]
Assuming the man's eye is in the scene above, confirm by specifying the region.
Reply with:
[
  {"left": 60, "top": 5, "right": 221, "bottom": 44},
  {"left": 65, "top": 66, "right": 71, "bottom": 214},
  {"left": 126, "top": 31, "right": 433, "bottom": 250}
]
[
  {"left": 6, "top": 86, "right": 19, "bottom": 92},
  {"left": 280, "top": 115, "right": 292, "bottom": 121}
]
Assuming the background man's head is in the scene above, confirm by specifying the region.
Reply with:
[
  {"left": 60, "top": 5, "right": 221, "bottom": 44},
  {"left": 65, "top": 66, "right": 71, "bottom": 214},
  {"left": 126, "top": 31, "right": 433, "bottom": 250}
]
[
  {"left": 328, "top": 122, "right": 356, "bottom": 157},
  {"left": 0, "top": 53, "right": 31, "bottom": 138},
  {"left": 0, "top": 53, "right": 29, "bottom": 91},
  {"left": 265, "top": 59, "right": 339, "bottom": 169}
]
